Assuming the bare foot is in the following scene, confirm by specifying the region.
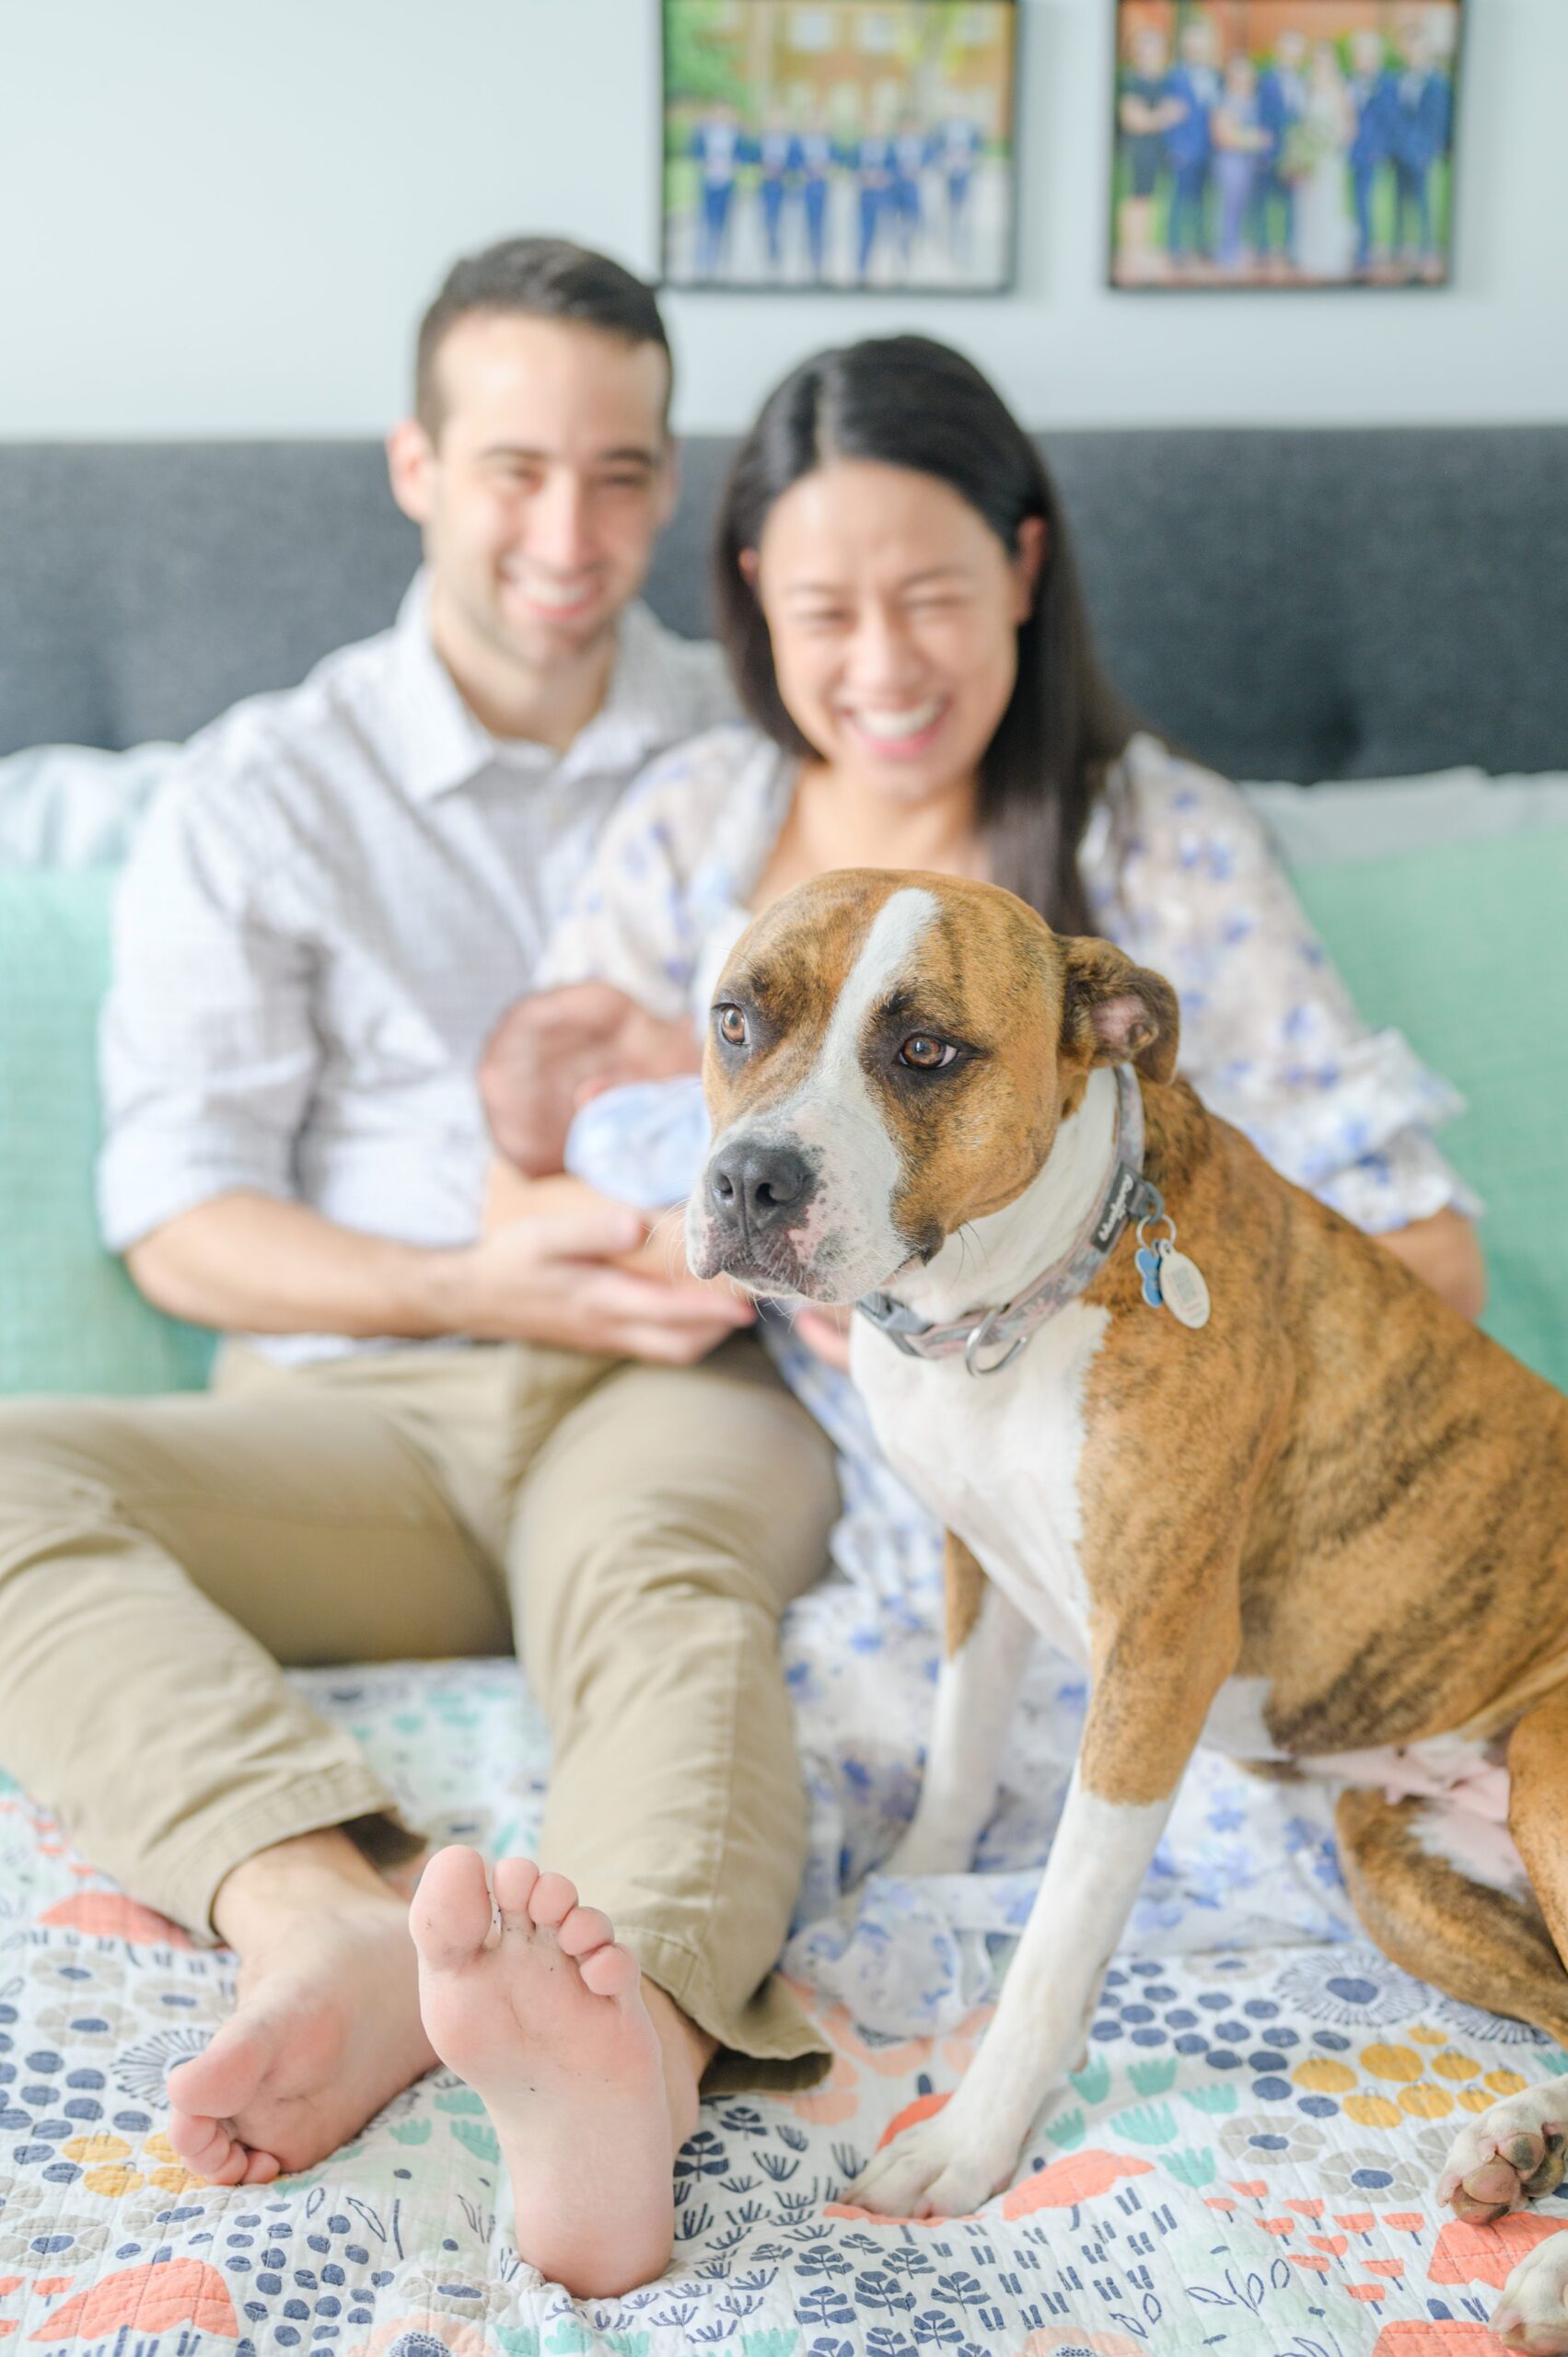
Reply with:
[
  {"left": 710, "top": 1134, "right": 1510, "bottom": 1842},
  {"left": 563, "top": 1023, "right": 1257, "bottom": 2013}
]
[
  {"left": 166, "top": 1833, "right": 436, "bottom": 2186},
  {"left": 412, "top": 1847, "right": 690, "bottom": 2297}
]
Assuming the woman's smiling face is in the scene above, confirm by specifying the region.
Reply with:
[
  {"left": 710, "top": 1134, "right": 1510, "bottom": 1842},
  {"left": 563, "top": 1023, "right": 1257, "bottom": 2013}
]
[{"left": 749, "top": 459, "right": 1041, "bottom": 805}]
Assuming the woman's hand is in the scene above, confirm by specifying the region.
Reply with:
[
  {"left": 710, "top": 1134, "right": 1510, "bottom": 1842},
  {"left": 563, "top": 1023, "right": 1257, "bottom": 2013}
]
[
  {"left": 480, "top": 981, "right": 702, "bottom": 1178},
  {"left": 1376, "top": 1208, "right": 1486, "bottom": 1323}
]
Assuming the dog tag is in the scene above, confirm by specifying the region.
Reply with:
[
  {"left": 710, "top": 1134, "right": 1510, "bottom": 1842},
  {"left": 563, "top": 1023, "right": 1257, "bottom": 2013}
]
[{"left": 1156, "top": 1247, "right": 1211, "bottom": 1329}]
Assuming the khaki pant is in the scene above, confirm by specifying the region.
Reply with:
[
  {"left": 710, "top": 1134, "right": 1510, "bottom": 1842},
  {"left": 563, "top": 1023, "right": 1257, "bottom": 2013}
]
[{"left": 0, "top": 1333, "right": 840, "bottom": 2090}]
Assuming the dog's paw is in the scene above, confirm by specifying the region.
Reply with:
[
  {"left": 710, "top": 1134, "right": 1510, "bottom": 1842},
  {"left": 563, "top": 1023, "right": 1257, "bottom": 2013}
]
[
  {"left": 846, "top": 2102, "right": 1018, "bottom": 2220},
  {"left": 1489, "top": 2225, "right": 1568, "bottom": 2356},
  {"left": 1437, "top": 2083, "right": 1568, "bottom": 2224},
  {"left": 879, "top": 1820, "right": 978, "bottom": 1879}
]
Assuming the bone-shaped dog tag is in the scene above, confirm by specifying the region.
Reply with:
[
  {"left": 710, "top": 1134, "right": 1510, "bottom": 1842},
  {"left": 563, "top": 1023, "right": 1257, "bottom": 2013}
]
[{"left": 1157, "top": 1247, "right": 1211, "bottom": 1329}]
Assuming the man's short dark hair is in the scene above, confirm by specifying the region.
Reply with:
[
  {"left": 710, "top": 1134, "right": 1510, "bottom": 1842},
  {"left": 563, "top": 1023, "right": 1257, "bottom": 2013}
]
[{"left": 415, "top": 237, "right": 673, "bottom": 439}]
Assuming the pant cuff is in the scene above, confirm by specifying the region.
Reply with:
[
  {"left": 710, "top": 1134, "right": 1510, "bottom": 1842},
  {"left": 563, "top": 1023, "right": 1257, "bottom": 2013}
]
[
  {"left": 615, "top": 1923, "right": 832, "bottom": 2095},
  {"left": 151, "top": 1768, "right": 428, "bottom": 1945}
]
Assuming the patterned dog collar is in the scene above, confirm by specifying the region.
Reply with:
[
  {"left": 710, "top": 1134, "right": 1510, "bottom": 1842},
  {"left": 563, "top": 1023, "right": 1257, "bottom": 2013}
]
[{"left": 856, "top": 1065, "right": 1159, "bottom": 1376}]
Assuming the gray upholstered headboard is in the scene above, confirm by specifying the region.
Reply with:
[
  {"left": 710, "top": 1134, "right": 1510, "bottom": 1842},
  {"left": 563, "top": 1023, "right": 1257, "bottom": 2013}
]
[{"left": 4, "top": 427, "right": 1566, "bottom": 783}]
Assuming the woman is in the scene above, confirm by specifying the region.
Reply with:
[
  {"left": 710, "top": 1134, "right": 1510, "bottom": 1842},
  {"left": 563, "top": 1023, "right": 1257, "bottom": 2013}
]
[
  {"left": 1295, "top": 40, "right": 1358, "bottom": 280},
  {"left": 1212, "top": 54, "right": 1272, "bottom": 271},
  {"left": 505, "top": 333, "right": 1481, "bottom": 1332},
  {"left": 456, "top": 332, "right": 1482, "bottom": 2273}
]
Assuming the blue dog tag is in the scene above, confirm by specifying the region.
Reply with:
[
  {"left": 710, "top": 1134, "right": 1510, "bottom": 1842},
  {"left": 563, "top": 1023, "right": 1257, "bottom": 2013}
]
[{"left": 1135, "top": 1245, "right": 1164, "bottom": 1308}]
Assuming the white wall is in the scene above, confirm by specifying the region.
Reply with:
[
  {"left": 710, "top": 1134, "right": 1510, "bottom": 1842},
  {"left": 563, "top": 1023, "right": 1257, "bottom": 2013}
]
[{"left": 1, "top": 0, "right": 1562, "bottom": 438}]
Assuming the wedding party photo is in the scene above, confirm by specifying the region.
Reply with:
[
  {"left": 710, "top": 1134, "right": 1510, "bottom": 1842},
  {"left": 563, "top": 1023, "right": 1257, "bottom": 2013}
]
[
  {"left": 662, "top": 0, "right": 1017, "bottom": 292},
  {"left": 1110, "top": 0, "right": 1461, "bottom": 289}
]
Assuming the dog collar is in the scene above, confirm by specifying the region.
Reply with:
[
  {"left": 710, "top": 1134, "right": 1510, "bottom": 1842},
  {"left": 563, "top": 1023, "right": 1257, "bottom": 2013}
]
[{"left": 856, "top": 1064, "right": 1207, "bottom": 1376}]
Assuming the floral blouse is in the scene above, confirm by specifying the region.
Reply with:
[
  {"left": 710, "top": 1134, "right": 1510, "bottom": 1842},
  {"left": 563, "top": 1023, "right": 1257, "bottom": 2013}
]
[{"left": 539, "top": 723, "right": 1477, "bottom": 1234}]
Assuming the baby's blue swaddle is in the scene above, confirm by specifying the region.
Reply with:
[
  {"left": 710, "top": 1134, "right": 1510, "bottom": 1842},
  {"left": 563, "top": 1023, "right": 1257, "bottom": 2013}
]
[{"left": 563, "top": 1074, "right": 711, "bottom": 1212}]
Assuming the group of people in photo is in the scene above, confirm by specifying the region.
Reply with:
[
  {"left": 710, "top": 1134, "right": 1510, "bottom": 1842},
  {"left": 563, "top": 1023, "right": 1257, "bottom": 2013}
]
[
  {"left": 1115, "top": 10, "right": 1455, "bottom": 284},
  {"left": 681, "top": 98, "right": 990, "bottom": 285}
]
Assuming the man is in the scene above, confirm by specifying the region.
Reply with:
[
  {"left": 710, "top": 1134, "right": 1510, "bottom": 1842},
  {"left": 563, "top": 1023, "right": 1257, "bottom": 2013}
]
[
  {"left": 939, "top": 106, "right": 982, "bottom": 271},
  {"left": 691, "top": 101, "right": 743, "bottom": 278},
  {"left": 1253, "top": 28, "right": 1308, "bottom": 268},
  {"left": 890, "top": 112, "right": 933, "bottom": 276},
  {"left": 755, "top": 108, "right": 797, "bottom": 275},
  {"left": 1164, "top": 17, "right": 1222, "bottom": 269},
  {"left": 1117, "top": 25, "right": 1182, "bottom": 283},
  {"left": 797, "top": 107, "right": 837, "bottom": 283},
  {"left": 853, "top": 113, "right": 897, "bottom": 284},
  {"left": 1349, "top": 28, "right": 1397, "bottom": 273},
  {"left": 1388, "top": 21, "right": 1451, "bottom": 277},
  {"left": 0, "top": 238, "right": 839, "bottom": 2299}
]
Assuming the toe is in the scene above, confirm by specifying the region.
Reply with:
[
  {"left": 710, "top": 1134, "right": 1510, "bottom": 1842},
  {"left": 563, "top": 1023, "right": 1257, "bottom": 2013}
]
[
  {"left": 411, "top": 1845, "right": 494, "bottom": 1968},
  {"left": 240, "top": 2148, "right": 282, "bottom": 2186},
  {"left": 1504, "top": 2129, "right": 1551, "bottom": 2178},
  {"left": 492, "top": 1857, "right": 540, "bottom": 1926},
  {"left": 166, "top": 2022, "right": 272, "bottom": 2126},
  {"left": 1455, "top": 2155, "right": 1524, "bottom": 2221},
  {"left": 528, "top": 1870, "right": 578, "bottom": 1932},
  {"left": 578, "top": 1941, "right": 641, "bottom": 2002},
  {"left": 556, "top": 1905, "right": 614, "bottom": 1960},
  {"left": 169, "top": 2112, "right": 247, "bottom": 2185},
  {"left": 1524, "top": 2139, "right": 1568, "bottom": 2201}
]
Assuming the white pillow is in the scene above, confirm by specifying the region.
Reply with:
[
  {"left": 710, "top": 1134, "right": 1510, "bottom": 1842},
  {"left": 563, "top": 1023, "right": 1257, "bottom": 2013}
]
[
  {"left": 1242, "top": 768, "right": 1568, "bottom": 868},
  {"left": 0, "top": 742, "right": 175, "bottom": 869}
]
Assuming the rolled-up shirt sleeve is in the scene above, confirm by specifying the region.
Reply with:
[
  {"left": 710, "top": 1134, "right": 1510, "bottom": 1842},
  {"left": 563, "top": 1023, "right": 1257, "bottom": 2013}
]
[
  {"left": 96, "top": 754, "right": 320, "bottom": 1252},
  {"left": 1089, "top": 737, "right": 1481, "bottom": 1235}
]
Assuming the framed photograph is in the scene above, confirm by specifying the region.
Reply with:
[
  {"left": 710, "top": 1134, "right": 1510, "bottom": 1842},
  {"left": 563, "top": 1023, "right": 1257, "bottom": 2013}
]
[
  {"left": 1109, "top": 1, "right": 1462, "bottom": 290},
  {"left": 660, "top": 1, "right": 1018, "bottom": 294}
]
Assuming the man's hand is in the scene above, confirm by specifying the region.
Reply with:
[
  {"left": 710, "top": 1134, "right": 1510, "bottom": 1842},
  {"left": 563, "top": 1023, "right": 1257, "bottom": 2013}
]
[
  {"left": 126, "top": 1186, "right": 749, "bottom": 1364},
  {"left": 481, "top": 981, "right": 703, "bottom": 1178},
  {"left": 447, "top": 1193, "right": 753, "bottom": 1364}
]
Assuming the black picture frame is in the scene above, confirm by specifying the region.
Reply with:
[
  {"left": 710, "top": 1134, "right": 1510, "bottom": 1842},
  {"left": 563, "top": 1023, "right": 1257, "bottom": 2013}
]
[
  {"left": 659, "top": 0, "right": 1020, "bottom": 296},
  {"left": 1107, "top": 0, "right": 1464, "bottom": 294}
]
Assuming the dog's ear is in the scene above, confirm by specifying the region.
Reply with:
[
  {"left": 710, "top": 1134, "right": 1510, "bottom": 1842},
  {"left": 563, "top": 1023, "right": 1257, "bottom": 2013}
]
[{"left": 1059, "top": 936, "right": 1180, "bottom": 1084}]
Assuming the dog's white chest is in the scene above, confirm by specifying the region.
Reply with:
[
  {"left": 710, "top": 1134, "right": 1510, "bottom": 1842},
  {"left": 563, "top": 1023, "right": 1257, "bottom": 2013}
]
[{"left": 854, "top": 1301, "right": 1110, "bottom": 1665}]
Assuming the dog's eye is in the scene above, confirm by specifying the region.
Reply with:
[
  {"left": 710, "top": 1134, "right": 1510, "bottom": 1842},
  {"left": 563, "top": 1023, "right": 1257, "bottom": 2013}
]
[
  {"left": 899, "top": 1034, "right": 957, "bottom": 1071},
  {"left": 716, "top": 1005, "right": 749, "bottom": 1049}
]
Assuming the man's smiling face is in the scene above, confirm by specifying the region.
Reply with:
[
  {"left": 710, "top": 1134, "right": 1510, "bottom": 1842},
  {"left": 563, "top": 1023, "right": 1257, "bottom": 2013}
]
[{"left": 391, "top": 311, "right": 676, "bottom": 678}]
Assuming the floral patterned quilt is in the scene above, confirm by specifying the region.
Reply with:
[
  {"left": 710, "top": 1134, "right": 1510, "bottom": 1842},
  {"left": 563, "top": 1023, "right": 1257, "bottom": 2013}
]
[{"left": 2, "top": 1567, "right": 1563, "bottom": 2357}]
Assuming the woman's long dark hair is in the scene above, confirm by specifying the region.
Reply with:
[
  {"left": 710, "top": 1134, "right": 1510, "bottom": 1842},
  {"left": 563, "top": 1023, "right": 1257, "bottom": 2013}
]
[{"left": 712, "top": 335, "right": 1133, "bottom": 935}]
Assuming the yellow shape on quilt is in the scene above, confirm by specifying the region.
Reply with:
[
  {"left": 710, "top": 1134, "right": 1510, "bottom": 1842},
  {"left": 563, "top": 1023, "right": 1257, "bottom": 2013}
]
[
  {"left": 1409, "top": 2025, "right": 1447, "bottom": 2046},
  {"left": 1361, "top": 2043, "right": 1423, "bottom": 2082},
  {"left": 1399, "top": 2083, "right": 1453, "bottom": 2119},
  {"left": 83, "top": 2165, "right": 146, "bottom": 2198},
  {"left": 62, "top": 2133, "right": 132, "bottom": 2165},
  {"left": 1343, "top": 2095, "right": 1403, "bottom": 2129},
  {"left": 1294, "top": 2058, "right": 1357, "bottom": 2095},
  {"left": 146, "top": 2165, "right": 202, "bottom": 2194},
  {"left": 1431, "top": 2049, "right": 1482, "bottom": 2081},
  {"left": 1458, "top": 2088, "right": 1497, "bottom": 2113},
  {"left": 1486, "top": 2070, "right": 1528, "bottom": 2097}
]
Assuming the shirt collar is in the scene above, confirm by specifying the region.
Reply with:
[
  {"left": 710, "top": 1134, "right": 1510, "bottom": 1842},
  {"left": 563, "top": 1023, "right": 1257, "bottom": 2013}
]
[
  {"left": 391, "top": 570, "right": 684, "bottom": 805},
  {"left": 561, "top": 598, "right": 697, "bottom": 784}
]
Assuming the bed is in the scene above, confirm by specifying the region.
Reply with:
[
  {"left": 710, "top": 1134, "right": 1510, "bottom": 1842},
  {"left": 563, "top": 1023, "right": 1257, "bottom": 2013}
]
[{"left": 2, "top": 426, "right": 1567, "bottom": 2356}]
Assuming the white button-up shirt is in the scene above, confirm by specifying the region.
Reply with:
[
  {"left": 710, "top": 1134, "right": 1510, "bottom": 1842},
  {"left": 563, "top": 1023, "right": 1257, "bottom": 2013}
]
[{"left": 97, "top": 572, "right": 734, "bottom": 1354}]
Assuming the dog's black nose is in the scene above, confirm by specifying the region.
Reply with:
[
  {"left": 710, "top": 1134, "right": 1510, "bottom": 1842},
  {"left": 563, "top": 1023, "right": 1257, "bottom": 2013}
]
[{"left": 707, "top": 1140, "right": 813, "bottom": 1237}]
